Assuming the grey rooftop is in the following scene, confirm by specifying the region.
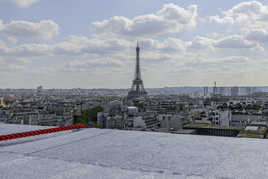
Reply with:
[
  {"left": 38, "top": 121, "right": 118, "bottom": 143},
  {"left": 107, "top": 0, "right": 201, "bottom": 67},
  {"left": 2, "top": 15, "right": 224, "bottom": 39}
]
[{"left": 1, "top": 125, "right": 268, "bottom": 179}]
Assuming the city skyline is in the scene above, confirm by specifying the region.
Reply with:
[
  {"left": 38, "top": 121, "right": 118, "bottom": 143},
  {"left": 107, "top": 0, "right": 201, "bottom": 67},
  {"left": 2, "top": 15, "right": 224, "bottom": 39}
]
[{"left": 2, "top": 0, "right": 268, "bottom": 88}]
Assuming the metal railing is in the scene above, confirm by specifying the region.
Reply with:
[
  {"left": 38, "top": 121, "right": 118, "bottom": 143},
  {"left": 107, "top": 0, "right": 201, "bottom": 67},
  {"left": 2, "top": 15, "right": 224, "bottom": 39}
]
[{"left": 0, "top": 124, "right": 86, "bottom": 141}]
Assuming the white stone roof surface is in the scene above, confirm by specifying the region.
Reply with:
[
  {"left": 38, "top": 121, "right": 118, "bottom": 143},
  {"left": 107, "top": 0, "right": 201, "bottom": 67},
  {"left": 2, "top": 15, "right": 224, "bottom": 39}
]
[{"left": 1, "top": 125, "right": 268, "bottom": 179}]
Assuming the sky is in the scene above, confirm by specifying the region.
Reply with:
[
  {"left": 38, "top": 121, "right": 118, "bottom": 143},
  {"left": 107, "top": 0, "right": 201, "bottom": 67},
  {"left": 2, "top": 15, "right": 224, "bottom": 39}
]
[{"left": 1, "top": 0, "right": 268, "bottom": 88}]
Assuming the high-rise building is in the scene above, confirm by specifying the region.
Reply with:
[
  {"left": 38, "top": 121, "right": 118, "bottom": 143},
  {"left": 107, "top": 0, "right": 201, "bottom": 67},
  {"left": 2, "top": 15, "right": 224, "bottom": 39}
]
[
  {"left": 127, "top": 43, "right": 147, "bottom": 100},
  {"left": 203, "top": 87, "right": 209, "bottom": 97},
  {"left": 246, "top": 87, "right": 252, "bottom": 96},
  {"left": 251, "top": 87, "right": 257, "bottom": 94},
  {"left": 213, "top": 82, "right": 217, "bottom": 96},
  {"left": 219, "top": 87, "right": 225, "bottom": 96},
  {"left": 238, "top": 87, "right": 252, "bottom": 96},
  {"left": 231, "top": 87, "right": 239, "bottom": 96}
]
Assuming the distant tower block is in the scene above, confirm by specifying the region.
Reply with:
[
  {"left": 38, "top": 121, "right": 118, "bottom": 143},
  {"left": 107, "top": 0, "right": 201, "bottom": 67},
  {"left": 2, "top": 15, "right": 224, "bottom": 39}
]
[
  {"left": 231, "top": 87, "right": 239, "bottom": 96},
  {"left": 127, "top": 42, "right": 147, "bottom": 100},
  {"left": 213, "top": 81, "right": 217, "bottom": 96},
  {"left": 203, "top": 87, "right": 209, "bottom": 97}
]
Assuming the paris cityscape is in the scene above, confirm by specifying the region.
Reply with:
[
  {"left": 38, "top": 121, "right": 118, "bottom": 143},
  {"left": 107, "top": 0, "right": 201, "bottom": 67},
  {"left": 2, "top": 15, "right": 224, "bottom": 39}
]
[
  {"left": 1, "top": 44, "right": 268, "bottom": 138},
  {"left": 2, "top": 0, "right": 268, "bottom": 179}
]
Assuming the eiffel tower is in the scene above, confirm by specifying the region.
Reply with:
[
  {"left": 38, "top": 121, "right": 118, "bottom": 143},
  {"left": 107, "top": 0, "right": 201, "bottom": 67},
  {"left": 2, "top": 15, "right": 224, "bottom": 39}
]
[{"left": 127, "top": 42, "right": 147, "bottom": 100}]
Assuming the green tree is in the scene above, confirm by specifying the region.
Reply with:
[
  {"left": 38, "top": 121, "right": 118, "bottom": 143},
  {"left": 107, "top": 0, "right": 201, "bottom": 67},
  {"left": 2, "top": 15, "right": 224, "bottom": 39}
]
[
  {"left": 245, "top": 104, "right": 261, "bottom": 110},
  {"left": 74, "top": 106, "right": 104, "bottom": 127}
]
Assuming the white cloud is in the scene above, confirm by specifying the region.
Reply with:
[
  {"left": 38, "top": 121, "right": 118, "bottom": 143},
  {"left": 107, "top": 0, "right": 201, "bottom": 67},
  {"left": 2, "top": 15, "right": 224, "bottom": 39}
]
[
  {"left": 246, "top": 29, "right": 268, "bottom": 42},
  {"left": 0, "top": 20, "right": 3, "bottom": 30},
  {"left": 0, "top": 20, "right": 59, "bottom": 41},
  {"left": 186, "top": 34, "right": 263, "bottom": 51},
  {"left": 52, "top": 36, "right": 132, "bottom": 56},
  {"left": 215, "top": 35, "right": 258, "bottom": 49},
  {"left": 2, "top": 0, "right": 39, "bottom": 7},
  {"left": 207, "top": 1, "right": 268, "bottom": 50},
  {"left": 183, "top": 56, "right": 256, "bottom": 75},
  {"left": 91, "top": 3, "right": 197, "bottom": 37},
  {"left": 209, "top": 15, "right": 234, "bottom": 25},
  {"left": 65, "top": 58, "right": 123, "bottom": 73},
  {"left": 188, "top": 36, "right": 215, "bottom": 50},
  {"left": 0, "top": 40, "right": 8, "bottom": 53},
  {"left": 10, "top": 43, "right": 52, "bottom": 56},
  {"left": 4, "top": 35, "right": 191, "bottom": 58},
  {"left": 0, "top": 35, "right": 131, "bottom": 57},
  {"left": 139, "top": 38, "right": 189, "bottom": 53},
  {"left": 209, "top": 1, "right": 268, "bottom": 30}
]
